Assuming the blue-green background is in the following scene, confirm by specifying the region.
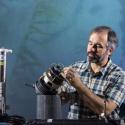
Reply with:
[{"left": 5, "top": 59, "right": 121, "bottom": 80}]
[{"left": 0, "top": 0, "right": 125, "bottom": 119}]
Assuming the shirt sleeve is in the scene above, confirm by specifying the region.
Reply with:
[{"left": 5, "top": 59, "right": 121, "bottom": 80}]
[{"left": 107, "top": 71, "right": 125, "bottom": 107}]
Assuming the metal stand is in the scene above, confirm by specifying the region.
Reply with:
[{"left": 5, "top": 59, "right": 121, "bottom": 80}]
[{"left": 0, "top": 48, "right": 12, "bottom": 115}]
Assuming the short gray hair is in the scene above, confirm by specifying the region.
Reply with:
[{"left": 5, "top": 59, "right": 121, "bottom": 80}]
[{"left": 90, "top": 26, "right": 118, "bottom": 50}]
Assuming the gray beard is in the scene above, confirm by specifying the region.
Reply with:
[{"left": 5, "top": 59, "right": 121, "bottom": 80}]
[{"left": 88, "top": 55, "right": 103, "bottom": 64}]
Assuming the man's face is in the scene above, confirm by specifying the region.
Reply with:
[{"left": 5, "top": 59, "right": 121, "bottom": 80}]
[{"left": 87, "top": 32, "right": 111, "bottom": 65}]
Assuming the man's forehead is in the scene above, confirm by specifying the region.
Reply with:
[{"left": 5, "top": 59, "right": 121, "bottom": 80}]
[{"left": 89, "top": 32, "right": 108, "bottom": 42}]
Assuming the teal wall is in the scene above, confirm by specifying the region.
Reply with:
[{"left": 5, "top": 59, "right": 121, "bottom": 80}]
[{"left": 0, "top": 0, "right": 125, "bottom": 119}]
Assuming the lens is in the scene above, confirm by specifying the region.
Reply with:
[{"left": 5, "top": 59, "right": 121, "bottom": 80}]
[{"left": 35, "top": 63, "right": 65, "bottom": 95}]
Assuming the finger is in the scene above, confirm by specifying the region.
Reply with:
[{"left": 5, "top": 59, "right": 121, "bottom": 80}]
[
  {"left": 66, "top": 74, "right": 73, "bottom": 82},
  {"left": 67, "top": 70, "right": 75, "bottom": 78},
  {"left": 63, "top": 67, "right": 71, "bottom": 74},
  {"left": 60, "top": 72, "right": 66, "bottom": 78}
]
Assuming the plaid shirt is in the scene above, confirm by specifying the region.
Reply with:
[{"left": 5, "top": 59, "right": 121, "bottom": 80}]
[{"left": 62, "top": 59, "right": 125, "bottom": 120}]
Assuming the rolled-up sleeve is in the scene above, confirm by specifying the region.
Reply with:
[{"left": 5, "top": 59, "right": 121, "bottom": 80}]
[{"left": 107, "top": 71, "right": 125, "bottom": 107}]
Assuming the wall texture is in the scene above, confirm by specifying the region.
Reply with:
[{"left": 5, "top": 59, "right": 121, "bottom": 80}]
[{"left": 0, "top": 0, "right": 125, "bottom": 119}]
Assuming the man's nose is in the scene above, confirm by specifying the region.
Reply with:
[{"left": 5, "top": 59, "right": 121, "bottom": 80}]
[{"left": 91, "top": 45, "right": 97, "bottom": 52}]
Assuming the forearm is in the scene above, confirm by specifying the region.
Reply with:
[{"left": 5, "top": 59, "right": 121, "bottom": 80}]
[
  {"left": 75, "top": 83, "right": 116, "bottom": 115},
  {"left": 76, "top": 84, "right": 104, "bottom": 114}
]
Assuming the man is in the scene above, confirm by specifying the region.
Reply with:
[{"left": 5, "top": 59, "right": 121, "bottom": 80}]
[{"left": 59, "top": 26, "right": 125, "bottom": 120}]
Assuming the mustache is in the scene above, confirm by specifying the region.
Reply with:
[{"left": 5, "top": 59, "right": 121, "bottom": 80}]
[
  {"left": 88, "top": 52, "right": 99, "bottom": 57},
  {"left": 87, "top": 52, "right": 101, "bottom": 61},
  {"left": 87, "top": 52, "right": 103, "bottom": 64}
]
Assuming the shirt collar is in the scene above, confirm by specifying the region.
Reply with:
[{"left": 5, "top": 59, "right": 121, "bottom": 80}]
[
  {"left": 100, "top": 59, "right": 112, "bottom": 75},
  {"left": 84, "top": 58, "right": 112, "bottom": 76}
]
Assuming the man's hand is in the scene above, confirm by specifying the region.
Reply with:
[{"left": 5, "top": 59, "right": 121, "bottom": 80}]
[
  {"left": 58, "top": 85, "right": 70, "bottom": 103},
  {"left": 63, "top": 67, "right": 83, "bottom": 89}
]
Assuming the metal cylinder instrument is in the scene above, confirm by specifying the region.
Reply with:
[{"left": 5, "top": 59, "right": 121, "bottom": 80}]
[
  {"left": 35, "top": 63, "right": 65, "bottom": 95},
  {"left": 34, "top": 64, "right": 65, "bottom": 120}
]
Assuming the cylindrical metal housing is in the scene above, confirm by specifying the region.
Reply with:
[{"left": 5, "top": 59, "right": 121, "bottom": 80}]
[{"left": 36, "top": 95, "right": 62, "bottom": 120}]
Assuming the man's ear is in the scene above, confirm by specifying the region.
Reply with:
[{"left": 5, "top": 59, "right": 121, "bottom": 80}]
[{"left": 108, "top": 47, "right": 113, "bottom": 56}]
